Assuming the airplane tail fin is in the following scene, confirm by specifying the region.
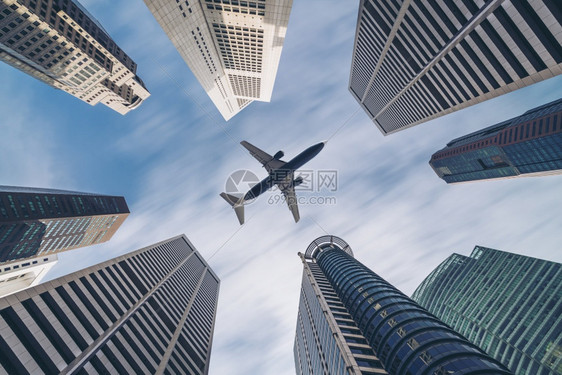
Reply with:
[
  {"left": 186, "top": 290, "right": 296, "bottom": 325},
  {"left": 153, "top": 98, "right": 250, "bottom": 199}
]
[{"left": 220, "top": 193, "right": 245, "bottom": 225}]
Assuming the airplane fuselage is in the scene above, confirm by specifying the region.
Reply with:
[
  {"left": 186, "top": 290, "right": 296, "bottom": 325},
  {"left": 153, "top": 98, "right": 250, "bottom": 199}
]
[{"left": 244, "top": 142, "right": 325, "bottom": 200}]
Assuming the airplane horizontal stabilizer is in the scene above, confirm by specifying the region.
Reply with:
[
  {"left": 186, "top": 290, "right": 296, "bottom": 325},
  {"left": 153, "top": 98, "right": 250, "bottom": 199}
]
[
  {"left": 220, "top": 193, "right": 245, "bottom": 225},
  {"left": 233, "top": 205, "right": 244, "bottom": 225}
]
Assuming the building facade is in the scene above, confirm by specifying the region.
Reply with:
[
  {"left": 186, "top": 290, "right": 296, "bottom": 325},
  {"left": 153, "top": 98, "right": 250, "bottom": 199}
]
[
  {"left": 412, "top": 246, "right": 562, "bottom": 375},
  {"left": 0, "top": 186, "right": 129, "bottom": 263},
  {"left": 0, "top": 0, "right": 149, "bottom": 115},
  {"left": 144, "top": 0, "right": 292, "bottom": 120},
  {"left": 0, "top": 234, "right": 220, "bottom": 374},
  {"left": 0, "top": 253, "right": 57, "bottom": 298},
  {"left": 430, "top": 98, "right": 562, "bottom": 183},
  {"left": 294, "top": 236, "right": 510, "bottom": 375},
  {"left": 349, "top": 0, "right": 562, "bottom": 135}
]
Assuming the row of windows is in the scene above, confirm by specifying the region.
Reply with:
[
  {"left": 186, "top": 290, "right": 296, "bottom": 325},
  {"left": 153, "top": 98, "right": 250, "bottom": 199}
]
[
  {"left": 0, "top": 192, "right": 126, "bottom": 220},
  {"left": 205, "top": 1, "right": 265, "bottom": 16},
  {"left": 1, "top": 2, "right": 114, "bottom": 76},
  {"left": 431, "top": 134, "right": 562, "bottom": 182},
  {"left": 0, "top": 257, "right": 48, "bottom": 273},
  {"left": 434, "top": 111, "right": 562, "bottom": 160},
  {"left": 229, "top": 74, "right": 261, "bottom": 98},
  {"left": 0, "top": 222, "right": 45, "bottom": 262},
  {"left": 191, "top": 28, "right": 217, "bottom": 75},
  {"left": 213, "top": 23, "right": 264, "bottom": 73}
]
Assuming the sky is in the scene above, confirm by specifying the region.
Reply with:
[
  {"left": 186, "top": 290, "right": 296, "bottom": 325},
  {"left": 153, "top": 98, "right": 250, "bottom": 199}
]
[{"left": 1, "top": 1, "right": 562, "bottom": 374}]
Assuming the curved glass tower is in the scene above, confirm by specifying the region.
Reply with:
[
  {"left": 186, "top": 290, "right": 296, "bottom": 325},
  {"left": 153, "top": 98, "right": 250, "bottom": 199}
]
[
  {"left": 294, "top": 236, "right": 511, "bottom": 375},
  {"left": 412, "top": 246, "right": 562, "bottom": 374}
]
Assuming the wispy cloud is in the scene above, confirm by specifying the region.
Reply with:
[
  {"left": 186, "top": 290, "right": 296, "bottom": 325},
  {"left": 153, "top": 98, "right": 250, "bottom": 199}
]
[{"left": 2, "top": 1, "right": 562, "bottom": 374}]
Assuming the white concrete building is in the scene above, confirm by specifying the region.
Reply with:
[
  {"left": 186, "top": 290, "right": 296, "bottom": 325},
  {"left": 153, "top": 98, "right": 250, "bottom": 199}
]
[
  {"left": 0, "top": 254, "right": 57, "bottom": 298},
  {"left": 0, "top": 0, "right": 150, "bottom": 115},
  {"left": 144, "top": 0, "right": 292, "bottom": 120}
]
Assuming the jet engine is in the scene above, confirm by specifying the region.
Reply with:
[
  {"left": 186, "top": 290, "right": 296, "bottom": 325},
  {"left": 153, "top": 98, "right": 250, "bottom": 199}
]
[
  {"left": 293, "top": 176, "right": 304, "bottom": 186},
  {"left": 274, "top": 150, "right": 284, "bottom": 159}
]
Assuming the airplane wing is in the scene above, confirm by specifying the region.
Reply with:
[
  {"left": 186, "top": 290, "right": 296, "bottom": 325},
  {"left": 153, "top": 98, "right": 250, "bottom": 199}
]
[
  {"left": 279, "top": 172, "right": 300, "bottom": 223},
  {"left": 282, "top": 186, "right": 300, "bottom": 223},
  {"left": 241, "top": 141, "right": 285, "bottom": 173}
]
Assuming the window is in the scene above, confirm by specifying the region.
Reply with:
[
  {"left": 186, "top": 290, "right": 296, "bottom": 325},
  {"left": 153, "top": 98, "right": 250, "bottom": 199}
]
[
  {"left": 407, "top": 338, "right": 419, "bottom": 350},
  {"left": 419, "top": 351, "right": 432, "bottom": 365}
]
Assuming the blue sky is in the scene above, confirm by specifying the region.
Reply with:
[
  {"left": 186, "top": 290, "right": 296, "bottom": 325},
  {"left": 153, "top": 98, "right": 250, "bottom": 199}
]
[{"left": 1, "top": 1, "right": 562, "bottom": 374}]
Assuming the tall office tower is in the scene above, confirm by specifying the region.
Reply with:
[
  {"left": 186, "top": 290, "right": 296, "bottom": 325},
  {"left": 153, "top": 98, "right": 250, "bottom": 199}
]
[
  {"left": 0, "top": 235, "right": 220, "bottom": 374},
  {"left": 0, "top": 185, "right": 129, "bottom": 263},
  {"left": 349, "top": 0, "right": 562, "bottom": 135},
  {"left": 0, "top": 254, "right": 57, "bottom": 298},
  {"left": 294, "top": 236, "right": 510, "bottom": 375},
  {"left": 0, "top": 0, "right": 149, "bottom": 115},
  {"left": 430, "top": 98, "right": 562, "bottom": 183},
  {"left": 412, "top": 246, "right": 562, "bottom": 375},
  {"left": 144, "top": 0, "right": 292, "bottom": 121}
]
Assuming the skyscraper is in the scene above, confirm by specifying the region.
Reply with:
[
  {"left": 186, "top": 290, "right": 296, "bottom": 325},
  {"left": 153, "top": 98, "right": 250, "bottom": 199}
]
[
  {"left": 412, "top": 246, "right": 562, "bottom": 375},
  {"left": 144, "top": 0, "right": 292, "bottom": 120},
  {"left": 0, "top": 0, "right": 149, "bottom": 115},
  {"left": 0, "top": 234, "right": 220, "bottom": 374},
  {"left": 0, "top": 185, "right": 129, "bottom": 262},
  {"left": 294, "top": 235, "right": 510, "bottom": 374},
  {"left": 430, "top": 98, "right": 562, "bottom": 183},
  {"left": 349, "top": 0, "right": 562, "bottom": 135}
]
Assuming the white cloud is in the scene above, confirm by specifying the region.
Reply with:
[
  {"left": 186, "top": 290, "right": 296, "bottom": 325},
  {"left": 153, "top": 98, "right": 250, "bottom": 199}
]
[{"left": 2, "top": 1, "right": 562, "bottom": 374}]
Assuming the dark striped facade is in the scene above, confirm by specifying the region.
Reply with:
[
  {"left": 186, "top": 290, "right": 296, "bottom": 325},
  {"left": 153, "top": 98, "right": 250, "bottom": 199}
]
[
  {"left": 0, "top": 186, "right": 129, "bottom": 263},
  {"left": 349, "top": 0, "right": 562, "bottom": 135},
  {"left": 430, "top": 98, "right": 562, "bottom": 183},
  {"left": 295, "top": 236, "right": 511, "bottom": 375},
  {"left": 0, "top": 235, "right": 220, "bottom": 374},
  {"left": 412, "top": 246, "right": 562, "bottom": 374}
]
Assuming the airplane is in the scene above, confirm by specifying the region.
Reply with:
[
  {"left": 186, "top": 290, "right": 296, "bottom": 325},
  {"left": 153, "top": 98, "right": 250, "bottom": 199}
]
[{"left": 220, "top": 140, "right": 326, "bottom": 224}]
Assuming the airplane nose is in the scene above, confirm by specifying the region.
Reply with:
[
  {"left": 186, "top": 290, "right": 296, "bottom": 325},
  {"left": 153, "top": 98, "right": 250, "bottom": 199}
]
[{"left": 321, "top": 140, "right": 328, "bottom": 146}]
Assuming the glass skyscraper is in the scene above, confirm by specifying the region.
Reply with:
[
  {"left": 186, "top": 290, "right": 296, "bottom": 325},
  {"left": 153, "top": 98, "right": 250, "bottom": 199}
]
[
  {"left": 430, "top": 98, "right": 562, "bottom": 183},
  {"left": 294, "top": 236, "right": 510, "bottom": 375},
  {"left": 0, "top": 234, "right": 220, "bottom": 374},
  {"left": 349, "top": 0, "right": 562, "bottom": 135},
  {"left": 0, "top": 185, "right": 129, "bottom": 263},
  {"left": 412, "top": 246, "right": 562, "bottom": 375}
]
